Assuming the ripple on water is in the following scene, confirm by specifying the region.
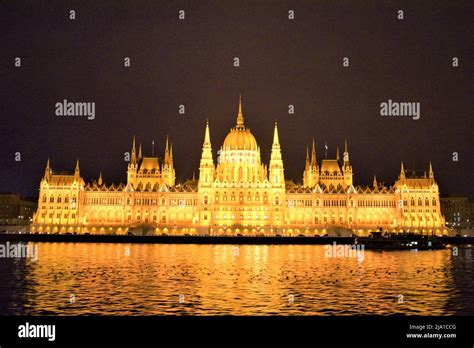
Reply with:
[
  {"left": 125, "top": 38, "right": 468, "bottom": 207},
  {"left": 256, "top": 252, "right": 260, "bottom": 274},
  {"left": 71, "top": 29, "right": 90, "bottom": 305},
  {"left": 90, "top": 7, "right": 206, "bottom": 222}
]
[{"left": 1, "top": 244, "right": 473, "bottom": 315}]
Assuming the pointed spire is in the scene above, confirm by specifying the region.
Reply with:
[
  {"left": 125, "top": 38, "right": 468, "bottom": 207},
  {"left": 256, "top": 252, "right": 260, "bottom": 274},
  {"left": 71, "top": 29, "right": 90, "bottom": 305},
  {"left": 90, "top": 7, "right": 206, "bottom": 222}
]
[
  {"left": 131, "top": 135, "right": 137, "bottom": 164},
  {"left": 311, "top": 139, "right": 316, "bottom": 167},
  {"left": 74, "top": 159, "right": 80, "bottom": 180},
  {"left": 305, "top": 147, "right": 310, "bottom": 170},
  {"left": 98, "top": 172, "right": 103, "bottom": 186},
  {"left": 429, "top": 161, "right": 434, "bottom": 178},
  {"left": 138, "top": 142, "right": 143, "bottom": 161},
  {"left": 44, "top": 158, "right": 51, "bottom": 180},
  {"left": 164, "top": 135, "right": 170, "bottom": 164},
  {"left": 272, "top": 121, "right": 280, "bottom": 147},
  {"left": 373, "top": 175, "right": 378, "bottom": 188},
  {"left": 336, "top": 146, "right": 340, "bottom": 161},
  {"left": 343, "top": 139, "right": 350, "bottom": 163},
  {"left": 204, "top": 119, "right": 211, "bottom": 146},
  {"left": 236, "top": 94, "right": 244, "bottom": 127},
  {"left": 400, "top": 161, "right": 405, "bottom": 179}
]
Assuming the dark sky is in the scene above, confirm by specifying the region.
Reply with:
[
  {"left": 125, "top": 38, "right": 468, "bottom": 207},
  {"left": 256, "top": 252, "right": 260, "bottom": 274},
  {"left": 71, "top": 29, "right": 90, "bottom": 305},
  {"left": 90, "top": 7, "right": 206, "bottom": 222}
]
[{"left": 0, "top": 0, "right": 472, "bottom": 199}]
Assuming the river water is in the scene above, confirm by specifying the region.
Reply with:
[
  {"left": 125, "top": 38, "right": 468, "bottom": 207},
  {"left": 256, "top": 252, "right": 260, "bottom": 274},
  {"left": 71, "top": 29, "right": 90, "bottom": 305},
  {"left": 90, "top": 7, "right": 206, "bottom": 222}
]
[{"left": 0, "top": 243, "right": 472, "bottom": 315}]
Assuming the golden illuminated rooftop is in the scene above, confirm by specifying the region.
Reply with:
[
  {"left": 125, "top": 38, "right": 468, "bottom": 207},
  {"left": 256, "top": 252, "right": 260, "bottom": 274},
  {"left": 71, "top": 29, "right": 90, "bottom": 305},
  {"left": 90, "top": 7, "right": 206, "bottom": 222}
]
[{"left": 222, "top": 94, "right": 258, "bottom": 151}]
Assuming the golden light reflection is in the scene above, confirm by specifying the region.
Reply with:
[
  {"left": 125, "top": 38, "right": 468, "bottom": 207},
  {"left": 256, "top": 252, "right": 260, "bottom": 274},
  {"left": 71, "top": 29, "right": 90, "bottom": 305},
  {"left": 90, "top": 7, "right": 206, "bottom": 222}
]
[{"left": 4, "top": 243, "right": 468, "bottom": 315}]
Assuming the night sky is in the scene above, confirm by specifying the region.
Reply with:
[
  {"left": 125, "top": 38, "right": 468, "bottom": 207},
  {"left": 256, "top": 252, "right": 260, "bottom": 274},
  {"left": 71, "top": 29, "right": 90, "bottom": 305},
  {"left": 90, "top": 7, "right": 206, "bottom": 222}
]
[{"left": 0, "top": 1, "right": 472, "bottom": 199}]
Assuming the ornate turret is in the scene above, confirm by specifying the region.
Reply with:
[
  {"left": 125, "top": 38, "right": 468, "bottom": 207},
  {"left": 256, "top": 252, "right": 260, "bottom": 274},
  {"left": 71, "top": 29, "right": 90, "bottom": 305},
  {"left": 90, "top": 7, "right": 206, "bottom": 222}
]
[
  {"left": 303, "top": 139, "right": 319, "bottom": 188},
  {"left": 305, "top": 147, "right": 310, "bottom": 171},
  {"left": 43, "top": 158, "right": 51, "bottom": 181},
  {"left": 269, "top": 121, "right": 284, "bottom": 187},
  {"left": 161, "top": 136, "right": 175, "bottom": 186},
  {"left": 138, "top": 142, "right": 143, "bottom": 162},
  {"left": 343, "top": 139, "right": 350, "bottom": 164},
  {"left": 399, "top": 162, "right": 406, "bottom": 180},
  {"left": 169, "top": 143, "right": 174, "bottom": 168},
  {"left": 199, "top": 119, "right": 214, "bottom": 186},
  {"left": 131, "top": 135, "right": 137, "bottom": 164},
  {"left": 342, "top": 139, "right": 352, "bottom": 187},
  {"left": 74, "top": 159, "right": 80, "bottom": 181},
  {"left": 311, "top": 139, "right": 317, "bottom": 168}
]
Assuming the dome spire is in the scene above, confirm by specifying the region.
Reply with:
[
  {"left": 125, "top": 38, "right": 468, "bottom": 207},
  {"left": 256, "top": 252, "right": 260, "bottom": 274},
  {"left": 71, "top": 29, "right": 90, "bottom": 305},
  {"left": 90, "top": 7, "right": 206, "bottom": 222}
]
[{"left": 236, "top": 94, "right": 244, "bottom": 127}]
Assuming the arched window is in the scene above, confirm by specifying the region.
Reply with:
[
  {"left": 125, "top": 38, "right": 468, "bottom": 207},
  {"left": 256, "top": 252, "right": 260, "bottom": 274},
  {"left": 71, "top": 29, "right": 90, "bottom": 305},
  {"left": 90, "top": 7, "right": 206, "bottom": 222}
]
[
  {"left": 203, "top": 196, "right": 209, "bottom": 204},
  {"left": 425, "top": 198, "right": 429, "bottom": 206},
  {"left": 274, "top": 196, "right": 279, "bottom": 205},
  {"left": 50, "top": 195, "right": 54, "bottom": 203},
  {"left": 42, "top": 195, "right": 47, "bottom": 203},
  {"left": 418, "top": 198, "right": 422, "bottom": 206},
  {"left": 432, "top": 198, "right": 436, "bottom": 206},
  {"left": 57, "top": 195, "right": 62, "bottom": 203},
  {"left": 411, "top": 198, "right": 415, "bottom": 206}
]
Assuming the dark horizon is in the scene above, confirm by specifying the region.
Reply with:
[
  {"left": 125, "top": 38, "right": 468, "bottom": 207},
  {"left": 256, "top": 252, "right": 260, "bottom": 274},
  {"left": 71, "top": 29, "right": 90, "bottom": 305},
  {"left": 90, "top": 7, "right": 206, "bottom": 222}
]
[{"left": 1, "top": 0, "right": 472, "bottom": 199}]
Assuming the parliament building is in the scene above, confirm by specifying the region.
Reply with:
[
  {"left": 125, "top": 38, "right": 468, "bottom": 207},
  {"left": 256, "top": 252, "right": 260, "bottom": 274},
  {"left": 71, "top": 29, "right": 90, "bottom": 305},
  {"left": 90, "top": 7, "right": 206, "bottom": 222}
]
[{"left": 31, "top": 98, "right": 446, "bottom": 236}]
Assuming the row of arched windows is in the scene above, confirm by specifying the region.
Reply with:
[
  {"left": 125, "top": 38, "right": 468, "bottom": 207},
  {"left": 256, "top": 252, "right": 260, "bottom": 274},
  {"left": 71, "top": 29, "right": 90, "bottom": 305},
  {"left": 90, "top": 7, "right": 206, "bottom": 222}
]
[{"left": 42, "top": 194, "right": 76, "bottom": 204}]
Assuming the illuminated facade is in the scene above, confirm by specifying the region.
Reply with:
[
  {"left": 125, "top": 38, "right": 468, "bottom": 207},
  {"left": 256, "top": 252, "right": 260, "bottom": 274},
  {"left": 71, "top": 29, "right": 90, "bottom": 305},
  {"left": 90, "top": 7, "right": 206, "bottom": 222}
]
[{"left": 32, "top": 97, "right": 446, "bottom": 236}]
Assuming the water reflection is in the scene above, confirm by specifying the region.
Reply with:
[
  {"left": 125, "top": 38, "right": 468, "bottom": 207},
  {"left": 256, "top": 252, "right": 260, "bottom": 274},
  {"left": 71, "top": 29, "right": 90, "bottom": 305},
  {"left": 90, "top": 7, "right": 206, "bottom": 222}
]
[{"left": 0, "top": 243, "right": 472, "bottom": 315}]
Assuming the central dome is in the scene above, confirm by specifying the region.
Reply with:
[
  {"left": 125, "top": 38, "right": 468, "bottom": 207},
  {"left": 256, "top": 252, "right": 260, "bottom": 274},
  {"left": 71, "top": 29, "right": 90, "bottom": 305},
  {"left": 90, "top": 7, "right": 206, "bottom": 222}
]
[
  {"left": 223, "top": 128, "right": 258, "bottom": 150},
  {"left": 222, "top": 95, "right": 258, "bottom": 151}
]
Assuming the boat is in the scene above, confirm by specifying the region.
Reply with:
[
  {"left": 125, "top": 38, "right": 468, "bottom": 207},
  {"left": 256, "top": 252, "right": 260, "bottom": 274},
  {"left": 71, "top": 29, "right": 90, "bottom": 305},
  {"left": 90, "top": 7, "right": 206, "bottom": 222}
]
[{"left": 356, "top": 232, "right": 445, "bottom": 251}]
